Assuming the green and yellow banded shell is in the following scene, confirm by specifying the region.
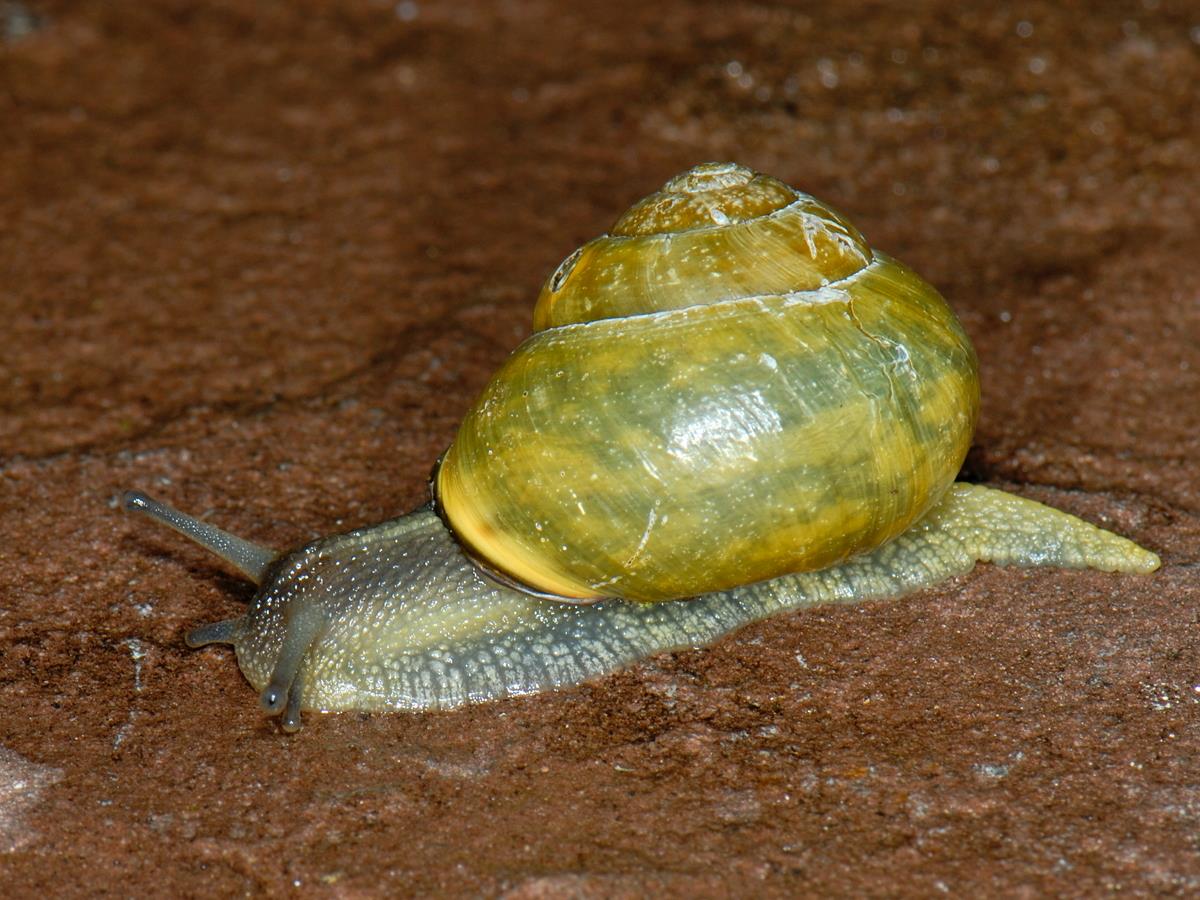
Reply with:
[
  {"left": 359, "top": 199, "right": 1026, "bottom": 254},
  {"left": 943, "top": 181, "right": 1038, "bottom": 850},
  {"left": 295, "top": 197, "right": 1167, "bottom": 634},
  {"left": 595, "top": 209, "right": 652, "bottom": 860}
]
[{"left": 436, "top": 162, "right": 981, "bottom": 602}]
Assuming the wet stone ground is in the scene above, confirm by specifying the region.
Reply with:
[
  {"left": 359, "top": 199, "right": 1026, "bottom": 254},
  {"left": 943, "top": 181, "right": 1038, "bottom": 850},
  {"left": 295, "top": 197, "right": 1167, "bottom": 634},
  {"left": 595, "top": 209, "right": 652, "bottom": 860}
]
[{"left": 1, "top": 1, "right": 1199, "bottom": 896}]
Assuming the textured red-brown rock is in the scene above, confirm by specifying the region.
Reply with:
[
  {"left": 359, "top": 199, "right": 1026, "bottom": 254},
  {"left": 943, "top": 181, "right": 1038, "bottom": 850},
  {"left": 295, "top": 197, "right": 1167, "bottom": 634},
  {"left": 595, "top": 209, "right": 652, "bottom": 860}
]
[{"left": 1, "top": 0, "right": 1197, "bottom": 895}]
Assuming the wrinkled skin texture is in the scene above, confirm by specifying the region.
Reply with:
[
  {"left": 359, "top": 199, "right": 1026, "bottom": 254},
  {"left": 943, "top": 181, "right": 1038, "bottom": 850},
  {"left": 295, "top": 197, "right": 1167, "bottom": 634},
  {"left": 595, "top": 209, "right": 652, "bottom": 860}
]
[{"left": 215, "top": 486, "right": 1156, "bottom": 717}]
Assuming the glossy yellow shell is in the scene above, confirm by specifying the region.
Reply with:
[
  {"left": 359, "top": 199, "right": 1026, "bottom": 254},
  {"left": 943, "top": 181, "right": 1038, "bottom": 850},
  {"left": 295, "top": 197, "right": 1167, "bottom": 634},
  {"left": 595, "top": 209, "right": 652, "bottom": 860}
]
[{"left": 436, "top": 163, "right": 980, "bottom": 602}]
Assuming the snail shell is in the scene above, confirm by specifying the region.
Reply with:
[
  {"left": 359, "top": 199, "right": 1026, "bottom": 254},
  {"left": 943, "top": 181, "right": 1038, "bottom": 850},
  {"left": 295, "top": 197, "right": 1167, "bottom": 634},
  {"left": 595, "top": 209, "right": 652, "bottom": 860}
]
[
  {"left": 122, "top": 163, "right": 1159, "bottom": 731},
  {"left": 436, "top": 162, "right": 979, "bottom": 601}
]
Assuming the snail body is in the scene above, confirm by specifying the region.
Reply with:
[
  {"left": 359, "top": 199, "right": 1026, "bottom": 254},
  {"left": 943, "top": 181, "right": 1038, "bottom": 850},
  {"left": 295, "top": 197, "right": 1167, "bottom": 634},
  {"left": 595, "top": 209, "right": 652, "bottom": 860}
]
[{"left": 123, "top": 163, "right": 1159, "bottom": 731}]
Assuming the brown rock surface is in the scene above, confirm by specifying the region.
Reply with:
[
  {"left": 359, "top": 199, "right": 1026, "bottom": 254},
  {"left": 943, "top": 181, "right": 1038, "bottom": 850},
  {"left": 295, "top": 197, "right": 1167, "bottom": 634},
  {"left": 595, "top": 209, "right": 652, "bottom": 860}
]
[{"left": 2, "top": 0, "right": 1198, "bottom": 895}]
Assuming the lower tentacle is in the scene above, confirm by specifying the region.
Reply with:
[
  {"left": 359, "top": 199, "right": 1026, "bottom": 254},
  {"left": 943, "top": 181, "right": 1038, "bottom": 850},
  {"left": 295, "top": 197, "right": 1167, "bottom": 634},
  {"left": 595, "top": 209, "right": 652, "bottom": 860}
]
[
  {"left": 281, "top": 674, "right": 307, "bottom": 733},
  {"left": 185, "top": 618, "right": 242, "bottom": 648},
  {"left": 257, "top": 598, "right": 329, "bottom": 729}
]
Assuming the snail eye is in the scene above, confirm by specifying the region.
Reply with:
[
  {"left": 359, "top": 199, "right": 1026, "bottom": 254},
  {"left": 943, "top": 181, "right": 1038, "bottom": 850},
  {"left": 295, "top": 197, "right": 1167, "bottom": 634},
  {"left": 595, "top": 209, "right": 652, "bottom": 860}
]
[{"left": 548, "top": 247, "right": 583, "bottom": 293}]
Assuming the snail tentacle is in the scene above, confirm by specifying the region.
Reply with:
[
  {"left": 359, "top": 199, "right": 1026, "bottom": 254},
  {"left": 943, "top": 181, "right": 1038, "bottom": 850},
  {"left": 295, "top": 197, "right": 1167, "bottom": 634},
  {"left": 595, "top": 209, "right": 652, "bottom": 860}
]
[
  {"left": 185, "top": 618, "right": 241, "bottom": 648},
  {"left": 258, "top": 597, "right": 327, "bottom": 721},
  {"left": 122, "top": 490, "right": 277, "bottom": 585}
]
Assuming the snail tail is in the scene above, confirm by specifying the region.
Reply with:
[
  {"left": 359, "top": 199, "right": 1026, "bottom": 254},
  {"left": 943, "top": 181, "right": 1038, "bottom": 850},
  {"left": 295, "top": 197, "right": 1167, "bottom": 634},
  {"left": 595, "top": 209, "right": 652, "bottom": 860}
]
[{"left": 913, "top": 483, "right": 1160, "bottom": 576}]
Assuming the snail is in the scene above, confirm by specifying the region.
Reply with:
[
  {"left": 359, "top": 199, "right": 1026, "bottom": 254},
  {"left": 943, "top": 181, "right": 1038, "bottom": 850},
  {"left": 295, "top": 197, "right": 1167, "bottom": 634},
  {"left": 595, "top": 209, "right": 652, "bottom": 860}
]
[{"left": 122, "top": 162, "right": 1160, "bottom": 732}]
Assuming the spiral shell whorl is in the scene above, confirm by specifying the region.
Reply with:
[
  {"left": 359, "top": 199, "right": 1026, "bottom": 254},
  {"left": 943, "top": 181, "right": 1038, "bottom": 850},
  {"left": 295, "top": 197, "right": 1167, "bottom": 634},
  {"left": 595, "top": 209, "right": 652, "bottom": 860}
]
[
  {"left": 610, "top": 162, "right": 796, "bottom": 236},
  {"left": 533, "top": 162, "right": 873, "bottom": 330}
]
